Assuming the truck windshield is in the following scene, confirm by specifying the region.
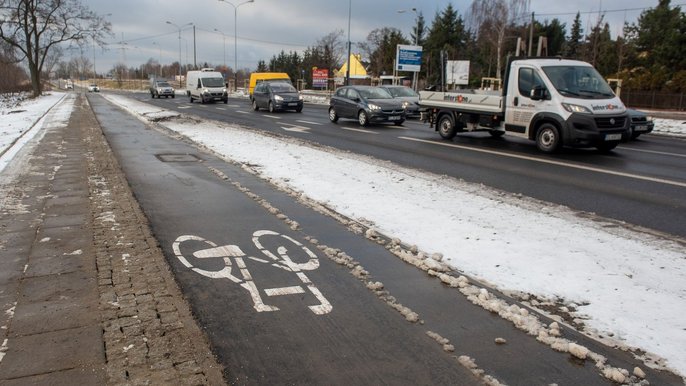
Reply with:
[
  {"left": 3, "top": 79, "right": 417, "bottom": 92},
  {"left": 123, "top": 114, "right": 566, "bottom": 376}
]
[
  {"left": 202, "top": 77, "right": 225, "bottom": 87},
  {"left": 542, "top": 65, "right": 615, "bottom": 99}
]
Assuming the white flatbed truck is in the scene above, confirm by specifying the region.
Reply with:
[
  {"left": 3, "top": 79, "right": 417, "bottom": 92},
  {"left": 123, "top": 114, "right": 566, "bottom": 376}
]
[{"left": 420, "top": 57, "right": 630, "bottom": 152}]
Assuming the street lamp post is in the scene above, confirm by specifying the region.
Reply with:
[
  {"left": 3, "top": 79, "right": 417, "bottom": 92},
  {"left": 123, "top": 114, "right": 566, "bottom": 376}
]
[
  {"left": 218, "top": 0, "right": 255, "bottom": 92},
  {"left": 214, "top": 28, "right": 227, "bottom": 69},
  {"left": 398, "top": 7, "right": 419, "bottom": 90},
  {"left": 345, "top": 0, "right": 351, "bottom": 86},
  {"left": 152, "top": 42, "right": 162, "bottom": 77},
  {"left": 166, "top": 21, "right": 193, "bottom": 88}
]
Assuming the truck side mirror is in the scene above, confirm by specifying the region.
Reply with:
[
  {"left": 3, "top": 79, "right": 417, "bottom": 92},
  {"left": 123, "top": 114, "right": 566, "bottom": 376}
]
[{"left": 530, "top": 86, "right": 547, "bottom": 101}]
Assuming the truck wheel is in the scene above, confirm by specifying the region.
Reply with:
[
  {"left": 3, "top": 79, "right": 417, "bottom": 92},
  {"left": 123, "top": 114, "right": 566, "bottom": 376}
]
[
  {"left": 536, "top": 123, "right": 561, "bottom": 153},
  {"left": 189, "top": 95, "right": 193, "bottom": 103},
  {"left": 328, "top": 107, "right": 338, "bottom": 123},
  {"left": 437, "top": 114, "right": 457, "bottom": 139},
  {"left": 358, "top": 110, "right": 369, "bottom": 126}
]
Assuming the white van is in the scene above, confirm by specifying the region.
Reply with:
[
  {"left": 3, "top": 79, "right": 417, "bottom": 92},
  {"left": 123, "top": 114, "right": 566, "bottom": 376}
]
[{"left": 186, "top": 68, "right": 228, "bottom": 104}]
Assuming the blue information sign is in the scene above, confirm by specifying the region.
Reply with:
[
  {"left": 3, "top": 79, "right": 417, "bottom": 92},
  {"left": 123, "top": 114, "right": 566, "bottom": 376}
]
[{"left": 396, "top": 45, "right": 423, "bottom": 72}]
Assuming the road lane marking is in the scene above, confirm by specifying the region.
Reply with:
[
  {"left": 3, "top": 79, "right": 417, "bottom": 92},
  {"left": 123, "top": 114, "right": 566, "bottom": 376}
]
[
  {"left": 236, "top": 110, "right": 250, "bottom": 114},
  {"left": 265, "top": 286, "right": 306, "bottom": 296},
  {"left": 173, "top": 231, "right": 331, "bottom": 315},
  {"left": 263, "top": 114, "right": 281, "bottom": 119},
  {"left": 178, "top": 106, "right": 191, "bottom": 109},
  {"left": 399, "top": 136, "right": 686, "bottom": 188},
  {"left": 216, "top": 107, "right": 227, "bottom": 111},
  {"left": 296, "top": 120, "right": 322, "bottom": 125},
  {"left": 341, "top": 127, "right": 379, "bottom": 134},
  {"left": 618, "top": 146, "right": 686, "bottom": 158},
  {"left": 282, "top": 125, "right": 310, "bottom": 133}
]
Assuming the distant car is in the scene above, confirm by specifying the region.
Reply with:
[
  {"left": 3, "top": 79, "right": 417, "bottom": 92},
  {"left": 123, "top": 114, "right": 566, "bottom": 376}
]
[
  {"left": 251, "top": 81, "right": 303, "bottom": 112},
  {"left": 378, "top": 85, "right": 423, "bottom": 118},
  {"left": 87, "top": 84, "right": 99, "bottom": 92},
  {"left": 626, "top": 108, "right": 654, "bottom": 140},
  {"left": 328, "top": 85, "right": 406, "bottom": 126},
  {"left": 149, "top": 80, "right": 175, "bottom": 98}
]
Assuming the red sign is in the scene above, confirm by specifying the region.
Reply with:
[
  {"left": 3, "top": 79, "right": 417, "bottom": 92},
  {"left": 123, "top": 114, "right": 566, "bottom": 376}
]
[{"left": 312, "top": 68, "right": 328, "bottom": 88}]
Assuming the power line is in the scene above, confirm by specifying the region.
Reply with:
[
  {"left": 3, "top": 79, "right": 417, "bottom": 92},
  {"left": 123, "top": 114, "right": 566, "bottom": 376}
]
[{"left": 535, "top": 3, "right": 686, "bottom": 18}]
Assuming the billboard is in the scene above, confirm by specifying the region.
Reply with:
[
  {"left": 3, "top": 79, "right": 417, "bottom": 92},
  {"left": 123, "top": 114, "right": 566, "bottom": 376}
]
[
  {"left": 395, "top": 45, "right": 422, "bottom": 72},
  {"left": 446, "top": 60, "right": 470, "bottom": 86},
  {"left": 312, "top": 68, "right": 329, "bottom": 88}
]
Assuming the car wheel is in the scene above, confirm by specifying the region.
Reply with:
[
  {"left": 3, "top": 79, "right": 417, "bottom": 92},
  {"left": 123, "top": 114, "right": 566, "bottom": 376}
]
[
  {"left": 396, "top": 119, "right": 404, "bottom": 126},
  {"left": 358, "top": 110, "right": 369, "bottom": 126},
  {"left": 489, "top": 130, "right": 505, "bottom": 138},
  {"left": 252, "top": 99, "right": 259, "bottom": 111},
  {"left": 296, "top": 106, "right": 303, "bottom": 113},
  {"left": 328, "top": 107, "right": 338, "bottom": 123},
  {"left": 437, "top": 114, "right": 457, "bottom": 139},
  {"left": 189, "top": 95, "right": 193, "bottom": 103},
  {"left": 223, "top": 98, "right": 228, "bottom": 104},
  {"left": 536, "top": 123, "right": 561, "bottom": 153},
  {"left": 268, "top": 101, "right": 275, "bottom": 113},
  {"left": 172, "top": 95, "right": 175, "bottom": 98}
]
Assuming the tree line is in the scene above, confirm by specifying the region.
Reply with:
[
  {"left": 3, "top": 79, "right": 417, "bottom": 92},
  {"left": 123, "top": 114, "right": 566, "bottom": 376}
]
[
  {"left": 2, "top": 0, "right": 685, "bottom": 97},
  {"left": 265, "top": 0, "right": 686, "bottom": 92}
]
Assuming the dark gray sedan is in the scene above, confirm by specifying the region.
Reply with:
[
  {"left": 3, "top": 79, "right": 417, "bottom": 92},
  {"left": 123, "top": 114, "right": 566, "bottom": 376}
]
[
  {"left": 328, "top": 85, "right": 406, "bottom": 126},
  {"left": 378, "top": 85, "right": 423, "bottom": 118},
  {"left": 251, "top": 82, "right": 303, "bottom": 112}
]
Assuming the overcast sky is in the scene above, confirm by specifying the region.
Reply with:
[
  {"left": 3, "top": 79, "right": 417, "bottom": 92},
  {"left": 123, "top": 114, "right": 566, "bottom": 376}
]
[{"left": 81, "top": 0, "right": 666, "bottom": 75}]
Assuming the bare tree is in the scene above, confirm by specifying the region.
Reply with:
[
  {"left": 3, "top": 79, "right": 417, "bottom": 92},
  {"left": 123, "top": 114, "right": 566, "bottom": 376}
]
[
  {"left": 0, "top": 0, "right": 111, "bottom": 97},
  {"left": 468, "top": 0, "right": 529, "bottom": 78}
]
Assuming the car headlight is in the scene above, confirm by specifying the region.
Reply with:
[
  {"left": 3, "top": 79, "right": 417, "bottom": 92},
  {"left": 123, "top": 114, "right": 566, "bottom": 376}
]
[
  {"left": 562, "top": 103, "right": 592, "bottom": 114},
  {"left": 368, "top": 103, "right": 381, "bottom": 111},
  {"left": 275, "top": 95, "right": 284, "bottom": 102},
  {"left": 402, "top": 101, "right": 410, "bottom": 109},
  {"left": 298, "top": 95, "right": 304, "bottom": 101}
]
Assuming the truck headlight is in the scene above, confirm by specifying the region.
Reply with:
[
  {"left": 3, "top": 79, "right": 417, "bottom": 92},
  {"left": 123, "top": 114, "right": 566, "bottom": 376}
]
[
  {"left": 202, "top": 88, "right": 210, "bottom": 95},
  {"left": 562, "top": 103, "right": 592, "bottom": 114}
]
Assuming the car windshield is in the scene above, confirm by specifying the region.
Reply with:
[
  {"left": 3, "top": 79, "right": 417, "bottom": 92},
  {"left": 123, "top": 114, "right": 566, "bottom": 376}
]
[
  {"left": 358, "top": 87, "right": 392, "bottom": 99},
  {"left": 387, "top": 87, "right": 418, "bottom": 97},
  {"left": 157, "top": 82, "right": 171, "bottom": 87},
  {"left": 271, "top": 83, "right": 297, "bottom": 93},
  {"left": 542, "top": 65, "right": 615, "bottom": 99},
  {"left": 202, "top": 77, "right": 225, "bottom": 87}
]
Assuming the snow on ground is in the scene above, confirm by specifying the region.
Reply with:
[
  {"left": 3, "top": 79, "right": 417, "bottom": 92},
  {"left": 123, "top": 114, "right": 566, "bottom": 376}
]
[
  {"left": 0, "top": 92, "right": 68, "bottom": 173},
  {"left": 2, "top": 92, "right": 686, "bottom": 379}
]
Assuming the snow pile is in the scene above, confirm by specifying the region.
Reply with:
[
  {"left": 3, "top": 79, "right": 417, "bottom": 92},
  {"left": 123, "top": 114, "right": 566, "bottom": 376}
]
[{"left": 653, "top": 118, "right": 686, "bottom": 137}]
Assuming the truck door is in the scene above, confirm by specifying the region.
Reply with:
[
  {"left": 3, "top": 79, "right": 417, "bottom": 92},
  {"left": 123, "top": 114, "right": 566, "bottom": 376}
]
[{"left": 505, "top": 66, "right": 548, "bottom": 138}]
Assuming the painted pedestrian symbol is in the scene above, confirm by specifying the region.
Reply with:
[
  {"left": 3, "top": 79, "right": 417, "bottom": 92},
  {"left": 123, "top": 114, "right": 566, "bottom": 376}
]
[{"left": 172, "top": 230, "right": 332, "bottom": 315}]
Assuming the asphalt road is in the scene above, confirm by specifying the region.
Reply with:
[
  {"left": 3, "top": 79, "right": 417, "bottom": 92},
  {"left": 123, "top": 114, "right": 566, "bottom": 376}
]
[
  {"left": 130, "top": 91, "right": 686, "bottom": 239},
  {"left": 87, "top": 93, "right": 684, "bottom": 385}
]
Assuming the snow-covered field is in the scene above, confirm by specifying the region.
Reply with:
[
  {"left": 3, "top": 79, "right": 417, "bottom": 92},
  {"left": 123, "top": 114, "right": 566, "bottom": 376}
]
[{"left": 2, "top": 92, "right": 686, "bottom": 380}]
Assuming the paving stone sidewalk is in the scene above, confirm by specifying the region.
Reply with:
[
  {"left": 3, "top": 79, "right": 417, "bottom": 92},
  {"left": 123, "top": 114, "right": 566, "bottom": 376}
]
[{"left": 0, "top": 93, "right": 225, "bottom": 385}]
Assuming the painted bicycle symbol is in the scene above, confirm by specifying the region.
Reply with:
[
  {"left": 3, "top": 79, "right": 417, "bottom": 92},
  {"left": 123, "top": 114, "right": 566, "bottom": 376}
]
[{"left": 172, "top": 230, "right": 332, "bottom": 315}]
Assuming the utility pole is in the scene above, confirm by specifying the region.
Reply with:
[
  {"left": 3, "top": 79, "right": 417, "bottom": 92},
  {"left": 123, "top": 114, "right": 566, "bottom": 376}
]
[{"left": 528, "top": 12, "right": 534, "bottom": 57}]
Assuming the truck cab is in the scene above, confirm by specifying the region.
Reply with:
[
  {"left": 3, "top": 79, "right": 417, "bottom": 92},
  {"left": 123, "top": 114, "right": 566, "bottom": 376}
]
[{"left": 504, "top": 58, "right": 628, "bottom": 152}]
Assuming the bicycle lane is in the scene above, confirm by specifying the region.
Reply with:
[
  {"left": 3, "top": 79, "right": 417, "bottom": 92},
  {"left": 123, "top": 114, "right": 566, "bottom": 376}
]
[
  {"left": 87, "top": 95, "right": 483, "bottom": 385},
  {"left": 91, "top": 93, "right": 686, "bottom": 386}
]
